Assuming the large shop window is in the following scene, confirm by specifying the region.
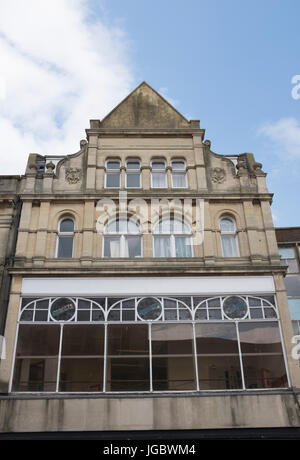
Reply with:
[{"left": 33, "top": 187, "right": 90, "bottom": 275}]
[{"left": 13, "top": 295, "right": 289, "bottom": 392}]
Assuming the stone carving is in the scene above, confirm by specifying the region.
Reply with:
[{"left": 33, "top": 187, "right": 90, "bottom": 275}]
[
  {"left": 65, "top": 167, "right": 82, "bottom": 184},
  {"left": 211, "top": 167, "right": 226, "bottom": 184}
]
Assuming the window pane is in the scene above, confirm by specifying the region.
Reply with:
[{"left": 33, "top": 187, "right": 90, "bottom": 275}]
[
  {"left": 152, "top": 357, "right": 196, "bottom": 391},
  {"left": 152, "top": 161, "right": 165, "bottom": 170},
  {"left": 107, "top": 357, "right": 149, "bottom": 391},
  {"left": 152, "top": 172, "right": 166, "bottom": 188},
  {"left": 195, "top": 323, "right": 242, "bottom": 390},
  {"left": 175, "top": 237, "right": 192, "bottom": 257},
  {"left": 12, "top": 325, "right": 60, "bottom": 391},
  {"left": 107, "top": 161, "right": 120, "bottom": 170},
  {"left": 221, "top": 234, "right": 238, "bottom": 257},
  {"left": 154, "top": 236, "right": 171, "bottom": 257},
  {"left": 61, "top": 325, "right": 104, "bottom": 356},
  {"left": 59, "top": 358, "right": 103, "bottom": 392},
  {"left": 152, "top": 324, "right": 194, "bottom": 355},
  {"left": 172, "top": 173, "right": 187, "bottom": 188},
  {"left": 126, "top": 161, "right": 140, "bottom": 170},
  {"left": 57, "top": 236, "right": 73, "bottom": 258},
  {"left": 103, "top": 237, "right": 120, "bottom": 257},
  {"left": 60, "top": 218, "right": 74, "bottom": 232},
  {"left": 171, "top": 161, "right": 185, "bottom": 170},
  {"left": 126, "top": 173, "right": 140, "bottom": 188},
  {"left": 284, "top": 275, "right": 300, "bottom": 296},
  {"left": 238, "top": 322, "right": 287, "bottom": 389},
  {"left": 220, "top": 218, "right": 235, "bottom": 232},
  {"left": 288, "top": 298, "right": 300, "bottom": 320},
  {"left": 127, "top": 236, "right": 141, "bottom": 257},
  {"left": 106, "top": 173, "right": 120, "bottom": 188},
  {"left": 107, "top": 325, "right": 149, "bottom": 391},
  {"left": 278, "top": 247, "right": 295, "bottom": 258},
  {"left": 107, "top": 324, "right": 149, "bottom": 356}
]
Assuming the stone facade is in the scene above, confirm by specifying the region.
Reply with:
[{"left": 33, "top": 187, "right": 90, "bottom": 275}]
[{"left": 0, "top": 82, "right": 299, "bottom": 436}]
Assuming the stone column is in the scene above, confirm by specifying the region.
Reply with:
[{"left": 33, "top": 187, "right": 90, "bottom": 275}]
[
  {"left": 193, "top": 135, "right": 207, "bottom": 190},
  {"left": 34, "top": 201, "right": 50, "bottom": 265},
  {"left": 15, "top": 201, "right": 32, "bottom": 261},
  {"left": 81, "top": 200, "right": 94, "bottom": 266}
]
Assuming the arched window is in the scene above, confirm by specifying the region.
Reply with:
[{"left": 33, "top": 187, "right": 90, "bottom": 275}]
[
  {"left": 103, "top": 217, "right": 142, "bottom": 258},
  {"left": 56, "top": 217, "right": 74, "bottom": 258},
  {"left": 151, "top": 159, "right": 167, "bottom": 188},
  {"left": 171, "top": 160, "right": 187, "bottom": 188},
  {"left": 153, "top": 217, "right": 193, "bottom": 257},
  {"left": 105, "top": 159, "right": 121, "bottom": 188},
  {"left": 219, "top": 216, "right": 239, "bottom": 257},
  {"left": 126, "top": 159, "right": 141, "bottom": 188}
]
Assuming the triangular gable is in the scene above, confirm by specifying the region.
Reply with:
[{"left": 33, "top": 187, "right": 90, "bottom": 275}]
[{"left": 100, "top": 82, "right": 190, "bottom": 129}]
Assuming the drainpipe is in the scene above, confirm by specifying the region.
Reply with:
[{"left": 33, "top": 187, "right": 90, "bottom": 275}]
[{"left": 0, "top": 197, "right": 22, "bottom": 336}]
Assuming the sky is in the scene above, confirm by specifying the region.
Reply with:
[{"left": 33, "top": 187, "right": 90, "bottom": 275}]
[{"left": 0, "top": 0, "right": 299, "bottom": 226}]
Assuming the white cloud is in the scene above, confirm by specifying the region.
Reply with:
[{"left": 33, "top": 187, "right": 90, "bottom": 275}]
[
  {"left": 259, "top": 117, "right": 300, "bottom": 158},
  {"left": 0, "top": 0, "right": 134, "bottom": 174}
]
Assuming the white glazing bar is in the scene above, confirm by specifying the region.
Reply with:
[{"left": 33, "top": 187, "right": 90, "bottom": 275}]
[
  {"left": 8, "top": 322, "right": 20, "bottom": 393},
  {"left": 56, "top": 324, "right": 63, "bottom": 393},
  {"left": 103, "top": 323, "right": 108, "bottom": 392},
  {"left": 192, "top": 322, "right": 200, "bottom": 391},
  {"left": 149, "top": 323, "right": 153, "bottom": 392},
  {"left": 236, "top": 321, "right": 246, "bottom": 390}
]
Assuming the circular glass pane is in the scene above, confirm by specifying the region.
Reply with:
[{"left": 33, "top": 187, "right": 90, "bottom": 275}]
[
  {"left": 223, "top": 296, "right": 248, "bottom": 319},
  {"left": 137, "top": 297, "right": 162, "bottom": 320},
  {"left": 50, "top": 297, "right": 76, "bottom": 321}
]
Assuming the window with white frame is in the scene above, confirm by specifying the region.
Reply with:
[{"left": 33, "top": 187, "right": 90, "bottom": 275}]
[
  {"left": 105, "top": 160, "right": 121, "bottom": 188},
  {"left": 13, "top": 293, "right": 288, "bottom": 392},
  {"left": 103, "top": 217, "right": 142, "bottom": 258},
  {"left": 126, "top": 160, "right": 141, "bottom": 188},
  {"left": 219, "top": 216, "right": 239, "bottom": 257},
  {"left": 56, "top": 217, "right": 74, "bottom": 258},
  {"left": 153, "top": 217, "right": 193, "bottom": 257},
  {"left": 278, "top": 247, "right": 299, "bottom": 274},
  {"left": 151, "top": 160, "right": 167, "bottom": 188},
  {"left": 171, "top": 160, "right": 187, "bottom": 188}
]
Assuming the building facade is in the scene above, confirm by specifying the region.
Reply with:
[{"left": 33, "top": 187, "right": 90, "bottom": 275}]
[{"left": 0, "top": 83, "right": 300, "bottom": 437}]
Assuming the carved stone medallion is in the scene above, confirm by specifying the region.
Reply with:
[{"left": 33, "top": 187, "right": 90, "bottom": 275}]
[
  {"left": 211, "top": 167, "right": 226, "bottom": 184},
  {"left": 65, "top": 167, "right": 82, "bottom": 184}
]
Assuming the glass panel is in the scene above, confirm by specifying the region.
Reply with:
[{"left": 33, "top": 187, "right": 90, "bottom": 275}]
[
  {"left": 172, "top": 172, "right": 187, "bottom": 188},
  {"left": 126, "top": 236, "right": 141, "bottom": 257},
  {"left": 59, "top": 358, "right": 103, "bottom": 392},
  {"left": 288, "top": 298, "right": 300, "bottom": 320},
  {"left": 126, "top": 173, "right": 140, "bottom": 188},
  {"left": 103, "top": 237, "right": 120, "bottom": 257},
  {"left": 152, "top": 324, "right": 194, "bottom": 355},
  {"left": 12, "top": 325, "right": 60, "bottom": 392},
  {"left": 175, "top": 237, "right": 192, "bottom": 257},
  {"left": 152, "top": 172, "right": 166, "bottom": 188},
  {"left": 57, "top": 236, "right": 73, "bottom": 258},
  {"left": 152, "top": 357, "right": 196, "bottom": 390},
  {"left": 107, "top": 358, "right": 149, "bottom": 391},
  {"left": 152, "top": 161, "right": 165, "bottom": 170},
  {"left": 219, "top": 218, "right": 235, "bottom": 232},
  {"left": 20, "top": 310, "right": 34, "bottom": 321},
  {"left": 242, "top": 355, "right": 287, "bottom": 389},
  {"left": 221, "top": 234, "right": 239, "bottom": 257},
  {"left": 107, "top": 324, "right": 148, "bottom": 356},
  {"left": 61, "top": 325, "right": 104, "bottom": 356},
  {"left": 107, "top": 161, "right": 120, "bottom": 170},
  {"left": 238, "top": 322, "right": 287, "bottom": 388},
  {"left": 278, "top": 247, "right": 295, "bottom": 258},
  {"left": 107, "top": 324, "right": 149, "bottom": 391},
  {"left": 126, "top": 161, "right": 140, "bottom": 170},
  {"left": 284, "top": 275, "right": 300, "bottom": 296},
  {"left": 154, "top": 236, "right": 171, "bottom": 257},
  {"left": 171, "top": 161, "right": 185, "bottom": 170},
  {"left": 195, "top": 323, "right": 241, "bottom": 390},
  {"left": 286, "top": 259, "right": 299, "bottom": 274},
  {"left": 59, "top": 218, "right": 74, "bottom": 233},
  {"left": 106, "top": 172, "right": 120, "bottom": 188}
]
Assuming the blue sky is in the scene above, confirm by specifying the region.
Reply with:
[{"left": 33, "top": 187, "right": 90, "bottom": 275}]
[{"left": 0, "top": 0, "right": 300, "bottom": 226}]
